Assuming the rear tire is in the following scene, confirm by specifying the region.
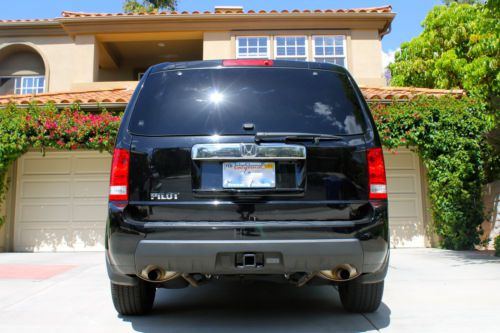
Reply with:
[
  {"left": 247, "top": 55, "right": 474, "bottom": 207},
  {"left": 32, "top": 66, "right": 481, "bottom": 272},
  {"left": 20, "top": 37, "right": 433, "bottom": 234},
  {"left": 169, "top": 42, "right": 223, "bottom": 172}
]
[
  {"left": 110, "top": 280, "right": 156, "bottom": 315},
  {"left": 338, "top": 279, "right": 384, "bottom": 313}
]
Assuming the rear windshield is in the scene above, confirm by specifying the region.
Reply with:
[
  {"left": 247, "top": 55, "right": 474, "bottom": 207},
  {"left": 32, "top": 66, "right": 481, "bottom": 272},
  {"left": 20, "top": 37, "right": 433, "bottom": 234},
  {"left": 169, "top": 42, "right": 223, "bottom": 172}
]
[{"left": 129, "top": 67, "right": 366, "bottom": 136}]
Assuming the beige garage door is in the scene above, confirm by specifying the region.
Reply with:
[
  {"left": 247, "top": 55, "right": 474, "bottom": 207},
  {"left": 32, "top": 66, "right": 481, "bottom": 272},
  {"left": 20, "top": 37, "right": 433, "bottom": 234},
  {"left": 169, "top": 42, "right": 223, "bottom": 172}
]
[
  {"left": 384, "top": 148, "right": 426, "bottom": 248},
  {"left": 14, "top": 151, "right": 111, "bottom": 252}
]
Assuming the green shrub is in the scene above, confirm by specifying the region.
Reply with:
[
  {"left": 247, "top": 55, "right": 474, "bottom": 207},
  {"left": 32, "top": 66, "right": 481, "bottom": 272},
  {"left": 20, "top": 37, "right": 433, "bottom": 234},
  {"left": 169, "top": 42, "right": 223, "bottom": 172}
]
[
  {"left": 370, "top": 95, "right": 497, "bottom": 250},
  {"left": 0, "top": 105, "right": 28, "bottom": 226},
  {"left": 495, "top": 235, "right": 500, "bottom": 257}
]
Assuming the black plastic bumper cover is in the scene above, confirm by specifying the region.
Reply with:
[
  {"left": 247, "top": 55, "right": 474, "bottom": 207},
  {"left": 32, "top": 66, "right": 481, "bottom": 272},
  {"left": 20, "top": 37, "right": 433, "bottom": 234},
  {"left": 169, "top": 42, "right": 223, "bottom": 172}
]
[{"left": 134, "top": 238, "right": 364, "bottom": 275}]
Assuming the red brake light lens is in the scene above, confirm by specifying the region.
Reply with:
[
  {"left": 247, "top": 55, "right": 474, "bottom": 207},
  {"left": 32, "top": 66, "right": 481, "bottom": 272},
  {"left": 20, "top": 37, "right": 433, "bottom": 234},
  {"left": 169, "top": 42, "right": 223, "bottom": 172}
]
[
  {"left": 367, "top": 147, "right": 387, "bottom": 200},
  {"left": 109, "top": 148, "right": 130, "bottom": 201},
  {"left": 223, "top": 59, "right": 274, "bottom": 67}
]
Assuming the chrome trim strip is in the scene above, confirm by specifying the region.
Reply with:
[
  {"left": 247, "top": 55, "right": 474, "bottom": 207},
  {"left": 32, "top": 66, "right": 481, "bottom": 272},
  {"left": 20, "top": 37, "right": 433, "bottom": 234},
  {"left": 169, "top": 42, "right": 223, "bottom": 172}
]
[{"left": 191, "top": 143, "right": 306, "bottom": 160}]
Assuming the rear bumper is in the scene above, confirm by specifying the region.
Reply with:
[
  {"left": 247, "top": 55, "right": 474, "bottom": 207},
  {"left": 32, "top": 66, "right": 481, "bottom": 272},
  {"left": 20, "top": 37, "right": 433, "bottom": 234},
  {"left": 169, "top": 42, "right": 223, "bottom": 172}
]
[
  {"left": 134, "top": 238, "right": 364, "bottom": 275},
  {"left": 106, "top": 201, "right": 389, "bottom": 284}
]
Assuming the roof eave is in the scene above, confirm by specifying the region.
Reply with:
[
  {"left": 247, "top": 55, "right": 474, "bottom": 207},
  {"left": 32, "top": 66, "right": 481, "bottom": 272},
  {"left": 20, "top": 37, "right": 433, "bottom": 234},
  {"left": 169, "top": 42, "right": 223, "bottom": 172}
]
[
  {"left": 57, "top": 12, "right": 396, "bottom": 27},
  {"left": 0, "top": 21, "right": 65, "bottom": 37},
  {"left": 60, "top": 13, "right": 395, "bottom": 36},
  {"left": 59, "top": 11, "right": 396, "bottom": 20},
  {"left": 0, "top": 12, "right": 395, "bottom": 34}
]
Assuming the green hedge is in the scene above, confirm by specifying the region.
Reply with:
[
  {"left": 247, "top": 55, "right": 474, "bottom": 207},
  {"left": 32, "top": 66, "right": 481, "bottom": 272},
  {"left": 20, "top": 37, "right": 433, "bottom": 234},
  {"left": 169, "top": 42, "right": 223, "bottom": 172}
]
[
  {"left": 0, "top": 96, "right": 497, "bottom": 250},
  {"left": 370, "top": 96, "right": 498, "bottom": 249}
]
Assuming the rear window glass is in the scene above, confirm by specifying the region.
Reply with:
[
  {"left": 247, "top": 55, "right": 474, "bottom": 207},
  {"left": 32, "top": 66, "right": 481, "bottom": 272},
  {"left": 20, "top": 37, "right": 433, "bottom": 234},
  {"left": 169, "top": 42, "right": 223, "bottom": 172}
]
[{"left": 129, "top": 68, "right": 366, "bottom": 136}]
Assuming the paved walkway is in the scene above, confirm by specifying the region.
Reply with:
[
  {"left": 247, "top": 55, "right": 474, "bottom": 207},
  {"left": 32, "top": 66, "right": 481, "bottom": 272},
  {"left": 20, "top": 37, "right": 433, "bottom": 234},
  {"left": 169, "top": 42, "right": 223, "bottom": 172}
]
[{"left": 0, "top": 249, "right": 499, "bottom": 333}]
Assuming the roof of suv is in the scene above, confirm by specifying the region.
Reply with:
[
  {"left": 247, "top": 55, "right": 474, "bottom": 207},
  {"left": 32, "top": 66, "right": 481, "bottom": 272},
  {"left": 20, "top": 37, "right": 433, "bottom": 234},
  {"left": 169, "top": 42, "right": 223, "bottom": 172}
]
[{"left": 149, "top": 60, "right": 348, "bottom": 74}]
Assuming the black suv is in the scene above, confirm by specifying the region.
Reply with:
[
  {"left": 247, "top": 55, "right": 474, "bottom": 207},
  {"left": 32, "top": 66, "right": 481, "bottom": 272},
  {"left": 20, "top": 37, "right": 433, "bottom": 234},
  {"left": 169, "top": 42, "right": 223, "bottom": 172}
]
[{"left": 106, "top": 59, "right": 389, "bottom": 315}]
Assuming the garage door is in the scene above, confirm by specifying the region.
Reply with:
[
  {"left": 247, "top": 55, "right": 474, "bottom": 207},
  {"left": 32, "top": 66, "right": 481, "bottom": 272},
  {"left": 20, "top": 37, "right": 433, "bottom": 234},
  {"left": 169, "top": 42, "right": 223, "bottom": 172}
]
[
  {"left": 14, "top": 151, "right": 111, "bottom": 252},
  {"left": 384, "top": 148, "right": 426, "bottom": 248}
]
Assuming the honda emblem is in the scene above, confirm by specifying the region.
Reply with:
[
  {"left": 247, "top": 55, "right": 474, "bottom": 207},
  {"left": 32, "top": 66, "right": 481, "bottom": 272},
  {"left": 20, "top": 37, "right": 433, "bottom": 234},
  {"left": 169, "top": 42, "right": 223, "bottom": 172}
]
[{"left": 240, "top": 143, "right": 257, "bottom": 157}]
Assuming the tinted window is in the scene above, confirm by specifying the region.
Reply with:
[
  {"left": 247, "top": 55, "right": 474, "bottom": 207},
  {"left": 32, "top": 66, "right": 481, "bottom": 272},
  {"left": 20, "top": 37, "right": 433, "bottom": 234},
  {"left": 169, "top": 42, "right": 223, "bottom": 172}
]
[{"left": 129, "top": 68, "right": 365, "bottom": 136}]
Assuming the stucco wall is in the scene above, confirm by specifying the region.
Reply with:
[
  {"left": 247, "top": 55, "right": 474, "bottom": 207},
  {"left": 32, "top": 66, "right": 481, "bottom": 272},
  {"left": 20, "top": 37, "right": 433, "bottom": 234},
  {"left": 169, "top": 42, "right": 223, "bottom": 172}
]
[
  {"left": 349, "top": 30, "right": 385, "bottom": 86},
  {"left": 0, "top": 35, "right": 98, "bottom": 92},
  {"left": 0, "top": 51, "right": 45, "bottom": 76},
  {"left": 98, "top": 62, "right": 138, "bottom": 82},
  {"left": 203, "top": 32, "right": 233, "bottom": 60},
  {"left": 74, "top": 35, "right": 99, "bottom": 85}
]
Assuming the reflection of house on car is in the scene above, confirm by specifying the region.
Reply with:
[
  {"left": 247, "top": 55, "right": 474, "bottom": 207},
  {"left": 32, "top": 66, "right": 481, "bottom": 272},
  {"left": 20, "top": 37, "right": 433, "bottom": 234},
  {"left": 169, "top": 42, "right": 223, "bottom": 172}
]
[{"left": 0, "top": 5, "right": 463, "bottom": 252}]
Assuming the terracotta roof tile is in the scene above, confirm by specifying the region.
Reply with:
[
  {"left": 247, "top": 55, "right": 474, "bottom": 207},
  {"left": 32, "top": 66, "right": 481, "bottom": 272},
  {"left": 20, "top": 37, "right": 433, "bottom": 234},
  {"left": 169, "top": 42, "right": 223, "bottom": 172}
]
[
  {"left": 0, "top": 85, "right": 464, "bottom": 108},
  {"left": 0, "top": 6, "right": 393, "bottom": 25},
  {"left": 0, "top": 88, "right": 134, "bottom": 106},
  {"left": 360, "top": 86, "right": 464, "bottom": 101},
  {"left": 59, "top": 6, "right": 393, "bottom": 18}
]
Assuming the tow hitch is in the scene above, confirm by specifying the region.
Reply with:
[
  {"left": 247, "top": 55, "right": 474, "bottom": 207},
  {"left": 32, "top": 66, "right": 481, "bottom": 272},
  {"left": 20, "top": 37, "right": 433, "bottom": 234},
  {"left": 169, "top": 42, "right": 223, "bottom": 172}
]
[{"left": 235, "top": 253, "right": 264, "bottom": 268}]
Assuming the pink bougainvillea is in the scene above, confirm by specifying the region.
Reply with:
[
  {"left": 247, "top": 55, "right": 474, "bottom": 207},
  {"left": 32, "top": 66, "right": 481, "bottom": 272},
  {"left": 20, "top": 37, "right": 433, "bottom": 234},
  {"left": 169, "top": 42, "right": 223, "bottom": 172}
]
[{"left": 23, "top": 107, "right": 122, "bottom": 152}]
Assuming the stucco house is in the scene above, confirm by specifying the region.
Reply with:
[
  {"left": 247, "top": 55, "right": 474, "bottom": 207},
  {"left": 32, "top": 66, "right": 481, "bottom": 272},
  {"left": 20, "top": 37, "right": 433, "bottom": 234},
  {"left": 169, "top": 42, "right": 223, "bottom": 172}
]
[{"left": 0, "top": 5, "right": 461, "bottom": 252}]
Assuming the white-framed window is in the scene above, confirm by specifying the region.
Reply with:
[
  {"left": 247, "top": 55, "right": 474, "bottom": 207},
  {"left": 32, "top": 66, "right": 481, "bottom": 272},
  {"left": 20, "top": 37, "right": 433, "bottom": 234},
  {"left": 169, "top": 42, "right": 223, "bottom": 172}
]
[
  {"left": 0, "top": 75, "right": 45, "bottom": 95},
  {"left": 236, "top": 36, "right": 270, "bottom": 58},
  {"left": 17, "top": 76, "right": 45, "bottom": 94},
  {"left": 275, "top": 36, "right": 307, "bottom": 61},
  {"left": 313, "top": 35, "right": 347, "bottom": 68}
]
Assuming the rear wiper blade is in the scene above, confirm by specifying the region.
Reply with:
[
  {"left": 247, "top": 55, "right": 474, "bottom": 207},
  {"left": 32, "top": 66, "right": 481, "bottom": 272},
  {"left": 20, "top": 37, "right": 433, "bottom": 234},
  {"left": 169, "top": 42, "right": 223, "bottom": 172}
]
[{"left": 255, "top": 132, "right": 343, "bottom": 144}]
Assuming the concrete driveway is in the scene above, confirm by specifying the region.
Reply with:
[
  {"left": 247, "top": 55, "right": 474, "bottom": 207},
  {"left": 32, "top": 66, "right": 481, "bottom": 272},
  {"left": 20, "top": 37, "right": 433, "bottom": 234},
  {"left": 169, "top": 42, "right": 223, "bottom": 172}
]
[{"left": 0, "top": 248, "right": 499, "bottom": 333}]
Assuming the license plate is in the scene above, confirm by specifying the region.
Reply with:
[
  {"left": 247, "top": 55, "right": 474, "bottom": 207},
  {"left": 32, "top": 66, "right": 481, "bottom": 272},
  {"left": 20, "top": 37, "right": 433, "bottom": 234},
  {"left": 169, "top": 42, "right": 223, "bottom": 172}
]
[{"left": 222, "top": 162, "right": 276, "bottom": 188}]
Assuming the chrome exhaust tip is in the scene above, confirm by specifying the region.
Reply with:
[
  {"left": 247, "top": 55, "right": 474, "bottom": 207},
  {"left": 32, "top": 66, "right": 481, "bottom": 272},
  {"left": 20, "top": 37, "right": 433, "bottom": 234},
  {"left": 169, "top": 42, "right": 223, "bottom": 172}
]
[
  {"left": 318, "top": 264, "right": 359, "bottom": 282},
  {"left": 140, "top": 265, "right": 180, "bottom": 283}
]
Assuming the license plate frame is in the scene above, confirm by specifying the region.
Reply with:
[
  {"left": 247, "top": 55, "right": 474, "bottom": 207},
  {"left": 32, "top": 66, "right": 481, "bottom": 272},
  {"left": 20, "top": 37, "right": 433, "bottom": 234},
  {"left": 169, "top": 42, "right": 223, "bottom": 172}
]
[{"left": 222, "top": 162, "right": 276, "bottom": 189}]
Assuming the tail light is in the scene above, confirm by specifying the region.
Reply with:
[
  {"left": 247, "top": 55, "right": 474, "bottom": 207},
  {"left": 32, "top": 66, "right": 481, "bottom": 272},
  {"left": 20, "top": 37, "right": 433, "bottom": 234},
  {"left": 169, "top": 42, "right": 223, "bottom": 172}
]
[
  {"left": 109, "top": 148, "right": 130, "bottom": 201},
  {"left": 367, "top": 147, "right": 387, "bottom": 200},
  {"left": 223, "top": 59, "right": 274, "bottom": 67}
]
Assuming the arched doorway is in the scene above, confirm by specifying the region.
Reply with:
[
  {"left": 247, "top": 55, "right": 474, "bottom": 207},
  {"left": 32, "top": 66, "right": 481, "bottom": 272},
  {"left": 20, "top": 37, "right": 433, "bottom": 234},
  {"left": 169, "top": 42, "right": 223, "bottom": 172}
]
[{"left": 0, "top": 44, "right": 47, "bottom": 95}]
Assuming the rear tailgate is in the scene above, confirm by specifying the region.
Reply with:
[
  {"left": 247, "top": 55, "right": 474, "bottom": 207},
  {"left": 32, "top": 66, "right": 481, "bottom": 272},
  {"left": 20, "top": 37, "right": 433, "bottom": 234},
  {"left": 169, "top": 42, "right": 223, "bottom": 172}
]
[
  {"left": 126, "top": 135, "right": 370, "bottom": 222},
  {"left": 124, "top": 64, "right": 373, "bottom": 223}
]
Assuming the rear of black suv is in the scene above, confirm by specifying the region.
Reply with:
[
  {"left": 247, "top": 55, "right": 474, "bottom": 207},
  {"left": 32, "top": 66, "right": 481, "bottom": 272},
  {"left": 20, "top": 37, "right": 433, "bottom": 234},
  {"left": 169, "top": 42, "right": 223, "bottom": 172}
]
[{"left": 106, "top": 59, "right": 389, "bottom": 315}]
